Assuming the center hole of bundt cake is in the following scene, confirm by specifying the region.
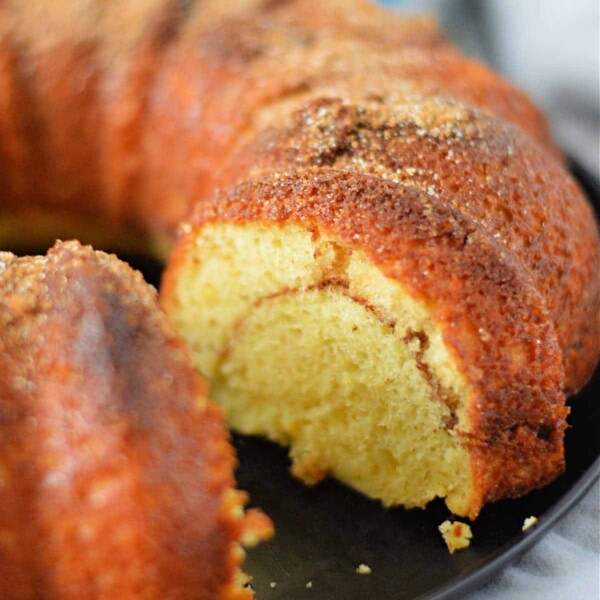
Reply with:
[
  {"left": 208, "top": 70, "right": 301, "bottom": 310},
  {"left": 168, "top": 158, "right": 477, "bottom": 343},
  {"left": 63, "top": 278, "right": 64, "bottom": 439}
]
[
  {"left": 1, "top": 211, "right": 167, "bottom": 287},
  {"left": 163, "top": 223, "right": 475, "bottom": 515}
]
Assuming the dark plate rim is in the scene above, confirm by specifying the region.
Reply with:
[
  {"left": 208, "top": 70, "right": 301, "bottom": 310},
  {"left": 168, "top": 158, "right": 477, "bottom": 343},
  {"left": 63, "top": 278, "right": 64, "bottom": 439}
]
[
  {"left": 422, "top": 158, "right": 600, "bottom": 600},
  {"left": 424, "top": 457, "right": 600, "bottom": 599}
]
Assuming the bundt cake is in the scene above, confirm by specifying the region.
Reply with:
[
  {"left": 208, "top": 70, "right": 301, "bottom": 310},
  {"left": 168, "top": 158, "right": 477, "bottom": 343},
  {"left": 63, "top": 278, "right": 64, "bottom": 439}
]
[
  {"left": 0, "top": 0, "right": 598, "bottom": 529},
  {"left": 0, "top": 241, "right": 271, "bottom": 599}
]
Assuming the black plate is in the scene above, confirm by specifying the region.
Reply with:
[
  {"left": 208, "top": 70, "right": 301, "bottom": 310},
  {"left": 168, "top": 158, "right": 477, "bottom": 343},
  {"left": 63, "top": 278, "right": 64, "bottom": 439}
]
[{"left": 8, "top": 163, "right": 599, "bottom": 599}]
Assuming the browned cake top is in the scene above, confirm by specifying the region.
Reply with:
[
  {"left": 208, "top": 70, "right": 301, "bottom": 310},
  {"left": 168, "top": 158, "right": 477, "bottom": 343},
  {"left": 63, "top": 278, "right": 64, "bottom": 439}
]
[
  {"left": 0, "top": 241, "right": 248, "bottom": 598},
  {"left": 1, "top": 0, "right": 557, "bottom": 236},
  {"left": 217, "top": 96, "right": 600, "bottom": 393},
  {"left": 190, "top": 7, "right": 551, "bottom": 144},
  {"left": 138, "top": 0, "right": 555, "bottom": 233}
]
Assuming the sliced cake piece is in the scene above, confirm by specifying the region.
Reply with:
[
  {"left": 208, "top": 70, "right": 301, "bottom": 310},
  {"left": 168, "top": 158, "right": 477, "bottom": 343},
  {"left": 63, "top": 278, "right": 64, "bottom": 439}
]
[
  {"left": 161, "top": 171, "right": 567, "bottom": 519},
  {"left": 0, "top": 241, "right": 271, "bottom": 600}
]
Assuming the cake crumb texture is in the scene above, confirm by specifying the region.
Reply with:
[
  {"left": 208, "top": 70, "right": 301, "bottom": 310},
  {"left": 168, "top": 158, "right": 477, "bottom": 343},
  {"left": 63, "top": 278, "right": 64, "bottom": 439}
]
[{"left": 439, "top": 520, "right": 473, "bottom": 554}]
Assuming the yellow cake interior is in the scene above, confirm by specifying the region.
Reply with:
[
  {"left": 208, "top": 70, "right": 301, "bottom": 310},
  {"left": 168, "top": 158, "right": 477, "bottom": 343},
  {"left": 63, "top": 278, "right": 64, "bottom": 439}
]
[{"left": 164, "top": 222, "right": 475, "bottom": 516}]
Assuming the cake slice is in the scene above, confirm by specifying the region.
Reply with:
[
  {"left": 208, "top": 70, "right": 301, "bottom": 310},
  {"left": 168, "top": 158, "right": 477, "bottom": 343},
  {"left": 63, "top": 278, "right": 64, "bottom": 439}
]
[
  {"left": 161, "top": 171, "right": 568, "bottom": 519},
  {"left": 0, "top": 241, "right": 271, "bottom": 599}
]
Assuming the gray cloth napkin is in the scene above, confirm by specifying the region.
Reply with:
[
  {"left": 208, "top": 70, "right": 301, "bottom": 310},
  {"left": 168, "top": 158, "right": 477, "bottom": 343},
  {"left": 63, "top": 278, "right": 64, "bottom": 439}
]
[{"left": 467, "top": 481, "right": 600, "bottom": 599}]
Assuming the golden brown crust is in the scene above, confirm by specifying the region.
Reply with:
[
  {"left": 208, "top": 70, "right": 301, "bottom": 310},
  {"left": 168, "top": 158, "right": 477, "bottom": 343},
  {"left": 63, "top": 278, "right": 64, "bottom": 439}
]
[
  {"left": 188, "top": 1, "right": 550, "bottom": 142},
  {"left": 217, "top": 96, "right": 600, "bottom": 392},
  {"left": 0, "top": 0, "right": 559, "bottom": 239},
  {"left": 173, "top": 170, "right": 568, "bottom": 517},
  {"left": 141, "top": 0, "right": 556, "bottom": 236},
  {"left": 0, "top": 12, "right": 44, "bottom": 212},
  {"left": 0, "top": 0, "right": 189, "bottom": 226},
  {"left": 0, "top": 1, "right": 104, "bottom": 216},
  {"left": 0, "top": 241, "right": 259, "bottom": 599}
]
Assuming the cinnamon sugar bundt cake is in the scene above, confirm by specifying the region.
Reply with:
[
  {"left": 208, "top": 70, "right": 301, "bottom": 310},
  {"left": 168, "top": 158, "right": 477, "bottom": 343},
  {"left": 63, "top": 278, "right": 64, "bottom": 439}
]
[
  {"left": 0, "top": 0, "right": 598, "bottom": 539},
  {"left": 0, "top": 241, "right": 271, "bottom": 599}
]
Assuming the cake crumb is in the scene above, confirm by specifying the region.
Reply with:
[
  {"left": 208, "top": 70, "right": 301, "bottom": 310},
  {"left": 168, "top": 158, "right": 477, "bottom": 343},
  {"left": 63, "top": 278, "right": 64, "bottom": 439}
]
[
  {"left": 356, "top": 563, "right": 372, "bottom": 575},
  {"left": 306, "top": 581, "right": 313, "bottom": 589},
  {"left": 269, "top": 581, "right": 277, "bottom": 589},
  {"left": 291, "top": 455, "right": 328, "bottom": 485},
  {"left": 439, "top": 520, "right": 472, "bottom": 553},
  {"left": 241, "top": 508, "right": 274, "bottom": 547},
  {"left": 522, "top": 516, "right": 538, "bottom": 531}
]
